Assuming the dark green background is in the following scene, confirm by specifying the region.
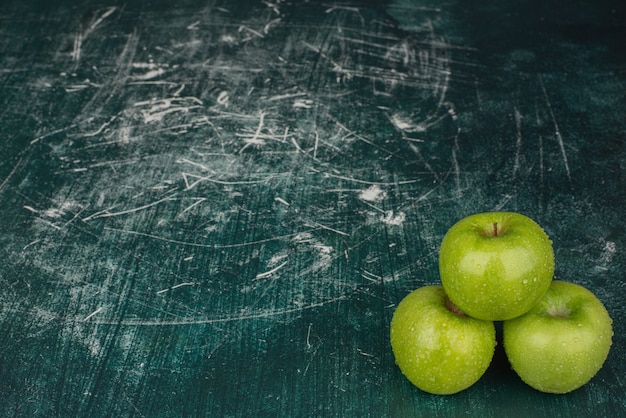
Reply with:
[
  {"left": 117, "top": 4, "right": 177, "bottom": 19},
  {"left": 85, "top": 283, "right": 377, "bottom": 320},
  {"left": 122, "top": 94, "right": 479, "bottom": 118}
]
[{"left": 0, "top": 0, "right": 624, "bottom": 416}]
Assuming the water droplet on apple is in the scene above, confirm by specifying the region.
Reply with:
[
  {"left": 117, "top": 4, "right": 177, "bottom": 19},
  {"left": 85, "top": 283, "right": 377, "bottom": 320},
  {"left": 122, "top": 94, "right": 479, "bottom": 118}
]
[
  {"left": 577, "top": 323, "right": 583, "bottom": 327},
  {"left": 522, "top": 279, "right": 528, "bottom": 285}
]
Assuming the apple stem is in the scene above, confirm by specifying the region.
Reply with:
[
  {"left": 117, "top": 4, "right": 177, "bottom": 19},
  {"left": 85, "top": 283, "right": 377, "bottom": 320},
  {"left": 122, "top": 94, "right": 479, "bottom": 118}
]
[
  {"left": 493, "top": 222, "right": 498, "bottom": 237},
  {"left": 445, "top": 297, "right": 466, "bottom": 318}
]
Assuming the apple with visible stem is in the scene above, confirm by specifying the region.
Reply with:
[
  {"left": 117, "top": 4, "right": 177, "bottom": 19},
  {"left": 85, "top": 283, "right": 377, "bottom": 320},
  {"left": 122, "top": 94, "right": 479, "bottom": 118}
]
[
  {"left": 390, "top": 285, "right": 496, "bottom": 395},
  {"left": 503, "top": 280, "right": 613, "bottom": 394},
  {"left": 439, "top": 212, "right": 555, "bottom": 321}
]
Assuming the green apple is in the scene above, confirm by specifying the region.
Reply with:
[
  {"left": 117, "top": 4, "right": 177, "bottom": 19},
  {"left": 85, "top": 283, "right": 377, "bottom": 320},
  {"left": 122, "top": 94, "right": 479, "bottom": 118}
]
[
  {"left": 503, "top": 280, "right": 613, "bottom": 394},
  {"left": 390, "top": 285, "right": 496, "bottom": 395},
  {"left": 439, "top": 212, "right": 554, "bottom": 321}
]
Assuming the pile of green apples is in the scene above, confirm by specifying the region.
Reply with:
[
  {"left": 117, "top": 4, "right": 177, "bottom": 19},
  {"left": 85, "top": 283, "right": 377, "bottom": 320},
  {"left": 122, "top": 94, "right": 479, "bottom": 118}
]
[{"left": 390, "top": 212, "right": 613, "bottom": 395}]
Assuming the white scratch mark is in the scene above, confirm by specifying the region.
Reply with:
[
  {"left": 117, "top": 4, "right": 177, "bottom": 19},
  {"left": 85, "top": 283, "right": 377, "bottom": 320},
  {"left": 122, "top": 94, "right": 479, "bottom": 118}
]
[
  {"left": 390, "top": 112, "right": 450, "bottom": 134},
  {"left": 81, "top": 115, "right": 118, "bottom": 137},
  {"left": 306, "top": 323, "right": 313, "bottom": 349},
  {"left": 513, "top": 108, "right": 523, "bottom": 180},
  {"left": 177, "top": 197, "right": 207, "bottom": 218},
  {"left": 83, "top": 196, "right": 174, "bottom": 221},
  {"left": 361, "top": 270, "right": 382, "bottom": 283},
  {"left": 83, "top": 307, "right": 103, "bottom": 321},
  {"left": 436, "top": 72, "right": 451, "bottom": 110},
  {"left": 293, "top": 99, "right": 314, "bottom": 108},
  {"left": 536, "top": 107, "right": 545, "bottom": 186},
  {"left": 23, "top": 205, "right": 39, "bottom": 214},
  {"left": 308, "top": 221, "right": 349, "bottom": 237},
  {"left": 71, "top": 32, "right": 83, "bottom": 62},
  {"left": 263, "top": 1, "right": 282, "bottom": 15},
  {"left": 239, "top": 112, "right": 266, "bottom": 153},
  {"left": 266, "top": 92, "right": 307, "bottom": 102},
  {"left": 72, "top": 7, "right": 117, "bottom": 63},
  {"left": 539, "top": 76, "right": 571, "bottom": 181},
  {"left": 105, "top": 227, "right": 318, "bottom": 249},
  {"left": 274, "top": 197, "right": 290, "bottom": 206},
  {"left": 359, "top": 199, "right": 386, "bottom": 214},
  {"left": 291, "top": 136, "right": 303, "bottom": 153},
  {"left": 238, "top": 25, "right": 264, "bottom": 39},
  {"left": 408, "top": 143, "right": 442, "bottom": 183},
  {"left": 187, "top": 20, "right": 201, "bottom": 30},
  {"left": 131, "top": 62, "right": 162, "bottom": 69},
  {"left": 216, "top": 90, "right": 229, "bottom": 105},
  {"left": 182, "top": 172, "right": 264, "bottom": 190},
  {"left": 182, "top": 173, "right": 207, "bottom": 190},
  {"left": 535, "top": 106, "right": 546, "bottom": 210},
  {"left": 133, "top": 97, "right": 203, "bottom": 124},
  {"left": 292, "top": 233, "right": 335, "bottom": 264},
  {"left": 64, "top": 72, "right": 96, "bottom": 90},
  {"left": 0, "top": 150, "right": 31, "bottom": 194},
  {"left": 132, "top": 68, "right": 166, "bottom": 81},
  {"left": 206, "top": 335, "right": 230, "bottom": 360},
  {"left": 83, "top": 296, "right": 348, "bottom": 326},
  {"left": 173, "top": 84, "right": 185, "bottom": 96},
  {"left": 156, "top": 282, "right": 196, "bottom": 295},
  {"left": 30, "top": 125, "right": 77, "bottom": 144},
  {"left": 313, "top": 130, "right": 319, "bottom": 159},
  {"left": 325, "top": 172, "right": 419, "bottom": 186},
  {"left": 452, "top": 128, "right": 461, "bottom": 196},
  {"left": 325, "top": 5, "right": 363, "bottom": 18},
  {"left": 255, "top": 261, "right": 288, "bottom": 280},
  {"left": 493, "top": 194, "right": 514, "bottom": 211},
  {"left": 357, "top": 348, "right": 375, "bottom": 357},
  {"left": 38, "top": 219, "right": 62, "bottom": 230},
  {"left": 23, "top": 239, "right": 42, "bottom": 250},
  {"left": 177, "top": 158, "right": 214, "bottom": 173},
  {"left": 89, "top": 7, "right": 117, "bottom": 32},
  {"left": 302, "top": 323, "right": 319, "bottom": 376}
]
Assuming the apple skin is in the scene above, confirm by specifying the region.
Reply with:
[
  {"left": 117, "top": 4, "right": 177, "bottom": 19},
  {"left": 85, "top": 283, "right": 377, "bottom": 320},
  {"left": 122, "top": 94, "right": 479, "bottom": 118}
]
[
  {"left": 390, "top": 285, "right": 496, "bottom": 395},
  {"left": 439, "top": 212, "right": 554, "bottom": 321},
  {"left": 503, "top": 280, "right": 613, "bottom": 394}
]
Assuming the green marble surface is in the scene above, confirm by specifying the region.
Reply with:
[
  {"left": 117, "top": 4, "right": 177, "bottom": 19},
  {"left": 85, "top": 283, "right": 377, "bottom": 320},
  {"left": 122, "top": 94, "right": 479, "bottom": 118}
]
[{"left": 0, "top": 0, "right": 624, "bottom": 416}]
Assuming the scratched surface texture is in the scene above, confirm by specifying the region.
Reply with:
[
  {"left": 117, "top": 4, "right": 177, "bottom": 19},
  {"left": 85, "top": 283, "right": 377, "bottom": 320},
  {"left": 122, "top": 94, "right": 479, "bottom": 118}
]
[{"left": 0, "top": 0, "right": 625, "bottom": 416}]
